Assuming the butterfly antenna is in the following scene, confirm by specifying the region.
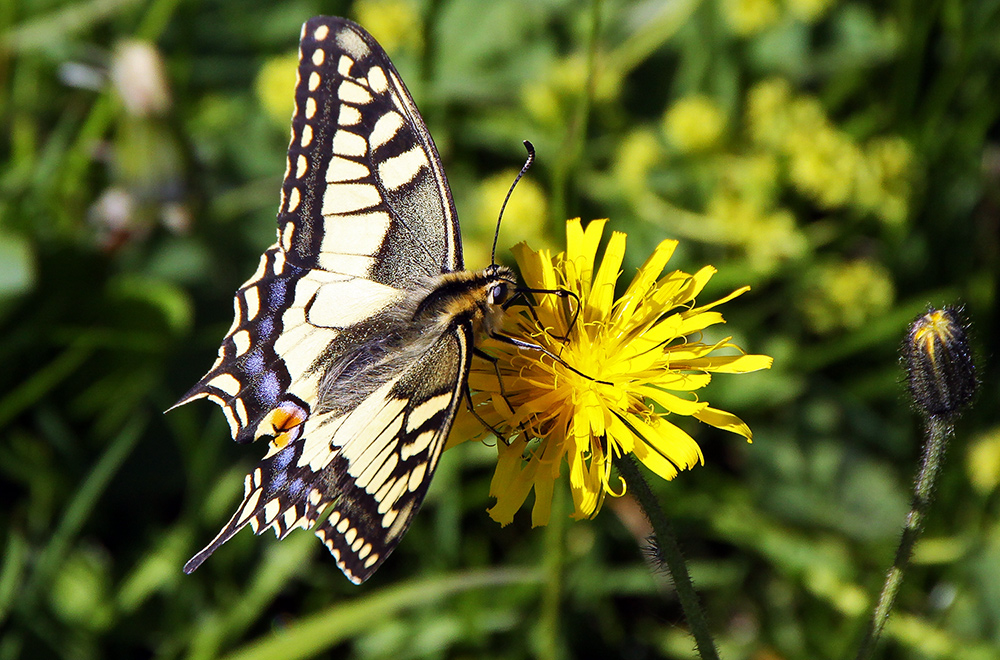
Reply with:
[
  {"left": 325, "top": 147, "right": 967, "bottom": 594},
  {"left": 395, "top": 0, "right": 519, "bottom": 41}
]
[{"left": 491, "top": 140, "right": 535, "bottom": 266}]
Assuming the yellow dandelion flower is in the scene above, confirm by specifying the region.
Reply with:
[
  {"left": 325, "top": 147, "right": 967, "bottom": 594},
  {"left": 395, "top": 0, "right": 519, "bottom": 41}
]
[{"left": 463, "top": 219, "right": 773, "bottom": 525}]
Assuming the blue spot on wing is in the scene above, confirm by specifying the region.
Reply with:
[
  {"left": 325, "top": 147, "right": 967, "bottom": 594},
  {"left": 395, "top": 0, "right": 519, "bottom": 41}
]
[
  {"left": 260, "top": 371, "right": 281, "bottom": 405},
  {"left": 245, "top": 350, "right": 265, "bottom": 374}
]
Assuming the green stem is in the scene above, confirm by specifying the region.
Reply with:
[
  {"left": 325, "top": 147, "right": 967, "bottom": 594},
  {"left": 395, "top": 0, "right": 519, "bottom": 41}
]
[
  {"left": 538, "top": 480, "right": 567, "bottom": 660},
  {"left": 614, "top": 454, "right": 720, "bottom": 660},
  {"left": 854, "top": 415, "right": 952, "bottom": 660}
]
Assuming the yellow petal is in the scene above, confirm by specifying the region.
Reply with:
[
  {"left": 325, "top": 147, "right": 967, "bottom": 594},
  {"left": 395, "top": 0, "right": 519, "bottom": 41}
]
[
  {"left": 606, "top": 410, "right": 636, "bottom": 454},
  {"left": 680, "top": 353, "right": 774, "bottom": 373},
  {"left": 489, "top": 438, "right": 527, "bottom": 497},
  {"left": 511, "top": 242, "right": 558, "bottom": 292},
  {"left": 445, "top": 405, "right": 487, "bottom": 450},
  {"left": 509, "top": 388, "right": 569, "bottom": 427},
  {"left": 488, "top": 440, "right": 535, "bottom": 526},
  {"left": 626, "top": 414, "right": 704, "bottom": 480},
  {"left": 631, "top": 438, "right": 680, "bottom": 481},
  {"left": 564, "top": 218, "right": 586, "bottom": 259},
  {"left": 615, "top": 239, "right": 678, "bottom": 324},
  {"left": 590, "top": 230, "right": 626, "bottom": 317},
  {"left": 676, "top": 311, "right": 726, "bottom": 336},
  {"left": 568, "top": 448, "right": 603, "bottom": 519},
  {"left": 626, "top": 313, "right": 683, "bottom": 351},
  {"left": 687, "top": 285, "right": 751, "bottom": 315},
  {"left": 565, "top": 218, "right": 607, "bottom": 292},
  {"left": 638, "top": 386, "right": 709, "bottom": 416},
  {"left": 668, "top": 265, "right": 717, "bottom": 307},
  {"left": 652, "top": 371, "right": 713, "bottom": 391},
  {"left": 692, "top": 406, "right": 754, "bottom": 441}
]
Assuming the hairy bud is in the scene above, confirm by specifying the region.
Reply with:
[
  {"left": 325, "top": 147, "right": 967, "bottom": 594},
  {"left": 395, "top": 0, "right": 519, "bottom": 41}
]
[{"left": 904, "top": 308, "right": 976, "bottom": 420}]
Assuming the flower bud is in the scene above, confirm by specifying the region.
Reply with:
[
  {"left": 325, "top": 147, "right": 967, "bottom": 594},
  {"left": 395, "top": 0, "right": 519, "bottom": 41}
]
[{"left": 904, "top": 308, "right": 976, "bottom": 419}]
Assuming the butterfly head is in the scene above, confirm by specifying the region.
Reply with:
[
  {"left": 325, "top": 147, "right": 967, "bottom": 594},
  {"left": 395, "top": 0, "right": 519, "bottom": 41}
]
[{"left": 484, "top": 263, "right": 516, "bottom": 306}]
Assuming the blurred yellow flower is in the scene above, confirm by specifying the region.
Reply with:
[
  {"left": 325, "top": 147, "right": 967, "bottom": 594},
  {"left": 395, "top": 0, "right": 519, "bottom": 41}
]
[
  {"left": 747, "top": 79, "right": 915, "bottom": 222},
  {"left": 707, "top": 190, "right": 759, "bottom": 245},
  {"left": 463, "top": 219, "right": 773, "bottom": 525},
  {"left": 522, "top": 79, "right": 563, "bottom": 127},
  {"left": 663, "top": 95, "right": 727, "bottom": 153},
  {"left": 722, "top": 0, "right": 781, "bottom": 35},
  {"left": 523, "top": 54, "right": 619, "bottom": 127},
  {"left": 801, "top": 259, "right": 896, "bottom": 333},
  {"left": 863, "top": 136, "right": 915, "bottom": 225},
  {"left": 709, "top": 192, "right": 806, "bottom": 272},
  {"left": 787, "top": 123, "right": 863, "bottom": 209},
  {"left": 786, "top": 0, "right": 836, "bottom": 22},
  {"left": 614, "top": 128, "right": 664, "bottom": 198},
  {"left": 465, "top": 169, "right": 551, "bottom": 267},
  {"left": 747, "top": 78, "right": 794, "bottom": 149},
  {"left": 967, "top": 426, "right": 1000, "bottom": 496},
  {"left": 720, "top": 152, "right": 781, "bottom": 209},
  {"left": 743, "top": 209, "right": 807, "bottom": 272},
  {"left": 255, "top": 53, "right": 299, "bottom": 127},
  {"left": 354, "top": 0, "right": 423, "bottom": 54}
]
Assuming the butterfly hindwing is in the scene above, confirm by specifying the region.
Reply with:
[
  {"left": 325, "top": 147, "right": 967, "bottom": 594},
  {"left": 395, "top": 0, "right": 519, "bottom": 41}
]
[
  {"left": 178, "top": 16, "right": 482, "bottom": 582},
  {"left": 183, "top": 325, "right": 470, "bottom": 582},
  {"left": 312, "top": 327, "right": 470, "bottom": 582}
]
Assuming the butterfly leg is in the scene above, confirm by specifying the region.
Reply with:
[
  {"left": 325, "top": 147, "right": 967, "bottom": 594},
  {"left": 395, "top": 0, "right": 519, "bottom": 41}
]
[
  {"left": 490, "top": 332, "right": 613, "bottom": 385},
  {"left": 466, "top": 347, "right": 526, "bottom": 445},
  {"left": 463, "top": 382, "right": 507, "bottom": 443},
  {"left": 506, "top": 287, "right": 582, "bottom": 354}
]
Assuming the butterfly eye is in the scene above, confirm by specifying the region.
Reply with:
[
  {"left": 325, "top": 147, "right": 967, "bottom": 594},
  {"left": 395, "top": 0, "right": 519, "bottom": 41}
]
[{"left": 490, "top": 282, "right": 509, "bottom": 304}]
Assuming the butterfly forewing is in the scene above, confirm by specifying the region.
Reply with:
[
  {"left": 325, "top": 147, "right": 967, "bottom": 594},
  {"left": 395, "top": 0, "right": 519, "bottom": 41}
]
[
  {"left": 177, "top": 16, "right": 479, "bottom": 583},
  {"left": 278, "top": 17, "right": 462, "bottom": 277}
]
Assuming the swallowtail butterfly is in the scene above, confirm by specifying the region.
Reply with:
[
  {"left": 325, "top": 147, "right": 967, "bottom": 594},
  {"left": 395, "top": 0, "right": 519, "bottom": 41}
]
[{"left": 175, "top": 16, "right": 517, "bottom": 584}]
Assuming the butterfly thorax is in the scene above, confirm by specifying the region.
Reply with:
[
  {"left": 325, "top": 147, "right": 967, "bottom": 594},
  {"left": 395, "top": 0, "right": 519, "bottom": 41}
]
[
  {"left": 313, "top": 265, "right": 513, "bottom": 417},
  {"left": 412, "top": 264, "right": 515, "bottom": 336}
]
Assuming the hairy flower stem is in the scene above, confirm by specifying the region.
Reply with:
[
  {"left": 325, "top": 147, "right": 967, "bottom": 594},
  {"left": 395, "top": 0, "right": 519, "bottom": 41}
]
[
  {"left": 614, "top": 454, "right": 720, "bottom": 660},
  {"left": 854, "top": 415, "right": 951, "bottom": 660}
]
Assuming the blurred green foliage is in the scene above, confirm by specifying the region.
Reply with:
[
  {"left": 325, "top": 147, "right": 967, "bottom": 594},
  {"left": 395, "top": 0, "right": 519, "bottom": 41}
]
[{"left": 1, "top": 0, "right": 999, "bottom": 658}]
